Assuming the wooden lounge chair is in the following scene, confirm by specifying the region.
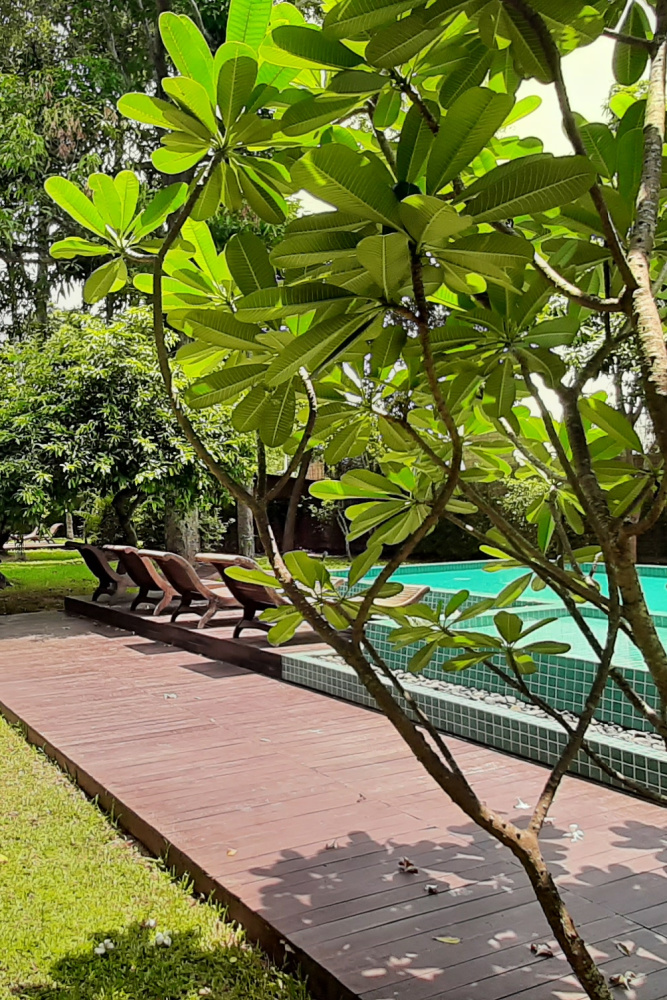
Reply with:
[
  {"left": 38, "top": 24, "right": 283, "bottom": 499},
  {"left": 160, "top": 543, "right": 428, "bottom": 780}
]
[
  {"left": 144, "top": 550, "right": 238, "bottom": 629},
  {"left": 21, "top": 522, "right": 64, "bottom": 543},
  {"left": 196, "top": 552, "right": 288, "bottom": 638},
  {"left": 333, "top": 580, "right": 431, "bottom": 609},
  {"left": 64, "top": 541, "right": 129, "bottom": 603},
  {"left": 104, "top": 545, "right": 178, "bottom": 615}
]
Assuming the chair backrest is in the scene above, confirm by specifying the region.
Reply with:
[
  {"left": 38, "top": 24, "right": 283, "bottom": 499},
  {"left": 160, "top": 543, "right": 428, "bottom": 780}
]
[
  {"left": 48, "top": 523, "right": 64, "bottom": 538},
  {"left": 105, "top": 545, "right": 158, "bottom": 590},
  {"left": 142, "top": 550, "right": 210, "bottom": 599},
  {"left": 196, "top": 552, "right": 260, "bottom": 572},
  {"left": 68, "top": 542, "right": 121, "bottom": 587},
  {"left": 220, "top": 571, "right": 283, "bottom": 612}
]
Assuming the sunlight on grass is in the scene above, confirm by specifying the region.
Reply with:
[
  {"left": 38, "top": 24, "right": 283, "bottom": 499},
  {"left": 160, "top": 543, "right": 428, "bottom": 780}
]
[{"left": 0, "top": 718, "right": 310, "bottom": 1000}]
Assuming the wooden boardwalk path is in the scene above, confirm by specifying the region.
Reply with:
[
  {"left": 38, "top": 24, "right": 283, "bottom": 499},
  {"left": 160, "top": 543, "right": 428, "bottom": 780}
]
[{"left": 1, "top": 611, "right": 667, "bottom": 1000}]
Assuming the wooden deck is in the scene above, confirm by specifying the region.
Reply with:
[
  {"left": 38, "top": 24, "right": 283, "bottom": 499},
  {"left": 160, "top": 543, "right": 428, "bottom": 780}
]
[{"left": 1, "top": 610, "right": 667, "bottom": 1000}]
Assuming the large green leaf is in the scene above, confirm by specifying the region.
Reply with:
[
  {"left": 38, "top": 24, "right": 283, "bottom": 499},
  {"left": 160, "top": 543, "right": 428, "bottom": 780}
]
[
  {"left": 328, "top": 69, "right": 387, "bottom": 94},
  {"left": 398, "top": 194, "right": 470, "bottom": 246},
  {"left": 185, "top": 362, "right": 268, "bottom": 407},
  {"left": 186, "top": 309, "right": 261, "bottom": 351},
  {"left": 261, "top": 382, "right": 296, "bottom": 446},
  {"left": 88, "top": 174, "right": 122, "bottom": 232},
  {"left": 83, "top": 258, "right": 127, "bottom": 304},
  {"left": 232, "top": 386, "right": 267, "bottom": 431},
  {"left": 285, "top": 210, "right": 369, "bottom": 235},
  {"left": 44, "top": 177, "right": 107, "bottom": 237},
  {"left": 483, "top": 358, "right": 515, "bottom": 418},
  {"left": 272, "top": 25, "right": 362, "bottom": 68},
  {"left": 280, "top": 94, "right": 360, "bottom": 137},
  {"left": 438, "top": 40, "right": 493, "bottom": 109},
  {"left": 49, "top": 237, "right": 109, "bottom": 259},
  {"left": 323, "top": 0, "right": 427, "bottom": 39},
  {"left": 235, "top": 282, "right": 357, "bottom": 321},
  {"left": 426, "top": 88, "right": 514, "bottom": 194},
  {"left": 215, "top": 44, "right": 257, "bottom": 127},
  {"left": 579, "top": 122, "right": 616, "bottom": 179},
  {"left": 191, "top": 163, "right": 223, "bottom": 222},
  {"left": 396, "top": 104, "right": 436, "bottom": 184},
  {"left": 612, "top": 2, "right": 650, "bottom": 85},
  {"left": 152, "top": 146, "right": 208, "bottom": 174},
  {"left": 238, "top": 169, "right": 287, "bottom": 224},
  {"left": 270, "top": 230, "right": 360, "bottom": 268},
  {"left": 162, "top": 77, "right": 218, "bottom": 135},
  {"left": 130, "top": 183, "right": 188, "bottom": 239},
  {"left": 462, "top": 154, "right": 596, "bottom": 223},
  {"left": 579, "top": 396, "right": 643, "bottom": 453},
  {"left": 324, "top": 419, "right": 370, "bottom": 463},
  {"left": 370, "top": 325, "right": 407, "bottom": 371},
  {"left": 365, "top": 0, "right": 463, "bottom": 68},
  {"left": 117, "top": 93, "right": 212, "bottom": 141},
  {"left": 225, "top": 232, "right": 276, "bottom": 295},
  {"left": 292, "top": 146, "right": 402, "bottom": 228},
  {"left": 226, "top": 0, "right": 272, "bottom": 51},
  {"left": 263, "top": 311, "right": 378, "bottom": 386},
  {"left": 437, "top": 232, "right": 534, "bottom": 275},
  {"left": 374, "top": 90, "right": 402, "bottom": 129},
  {"left": 160, "top": 13, "right": 216, "bottom": 103},
  {"left": 497, "top": 5, "right": 553, "bottom": 83},
  {"left": 356, "top": 233, "right": 411, "bottom": 300}
]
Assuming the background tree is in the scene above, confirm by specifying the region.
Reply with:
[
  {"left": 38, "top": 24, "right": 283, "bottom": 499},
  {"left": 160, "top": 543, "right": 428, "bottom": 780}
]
[
  {"left": 49, "top": 2, "right": 667, "bottom": 997},
  {"left": 0, "top": 307, "right": 253, "bottom": 548}
]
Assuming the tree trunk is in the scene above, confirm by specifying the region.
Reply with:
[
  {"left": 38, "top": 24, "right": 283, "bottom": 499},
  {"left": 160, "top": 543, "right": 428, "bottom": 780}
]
[
  {"left": 283, "top": 449, "right": 312, "bottom": 552},
  {"left": 65, "top": 512, "right": 74, "bottom": 540},
  {"left": 165, "top": 504, "right": 200, "bottom": 561},
  {"left": 111, "top": 489, "right": 141, "bottom": 547},
  {"left": 236, "top": 500, "right": 255, "bottom": 558}
]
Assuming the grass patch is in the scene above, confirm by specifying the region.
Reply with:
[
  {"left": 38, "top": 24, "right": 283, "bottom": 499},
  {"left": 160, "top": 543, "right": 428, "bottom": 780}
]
[
  {"left": 0, "top": 717, "right": 311, "bottom": 1000},
  {"left": 0, "top": 559, "right": 96, "bottom": 615}
]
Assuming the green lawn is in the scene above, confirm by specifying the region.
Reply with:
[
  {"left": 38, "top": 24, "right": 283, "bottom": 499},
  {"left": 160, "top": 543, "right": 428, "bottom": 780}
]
[
  {"left": 0, "top": 558, "right": 96, "bottom": 614},
  {"left": 0, "top": 718, "right": 310, "bottom": 1000}
]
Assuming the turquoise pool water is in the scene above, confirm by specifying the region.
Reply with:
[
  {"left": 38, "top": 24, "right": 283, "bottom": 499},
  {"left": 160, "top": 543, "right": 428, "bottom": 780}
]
[{"left": 366, "top": 561, "right": 667, "bottom": 615}]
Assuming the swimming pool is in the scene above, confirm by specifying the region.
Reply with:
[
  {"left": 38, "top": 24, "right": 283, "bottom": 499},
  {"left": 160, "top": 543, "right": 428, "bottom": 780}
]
[{"left": 363, "top": 560, "right": 667, "bottom": 616}]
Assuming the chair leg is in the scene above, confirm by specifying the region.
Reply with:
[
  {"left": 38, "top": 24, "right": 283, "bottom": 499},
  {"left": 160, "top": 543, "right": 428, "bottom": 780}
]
[
  {"left": 92, "top": 586, "right": 103, "bottom": 603},
  {"left": 171, "top": 596, "right": 191, "bottom": 623},
  {"left": 153, "top": 591, "right": 173, "bottom": 617},
  {"left": 131, "top": 586, "right": 148, "bottom": 612},
  {"left": 197, "top": 602, "right": 218, "bottom": 630}
]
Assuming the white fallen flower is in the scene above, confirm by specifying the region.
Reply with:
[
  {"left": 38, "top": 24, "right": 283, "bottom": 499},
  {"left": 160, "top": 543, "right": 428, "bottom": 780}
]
[
  {"left": 155, "top": 932, "right": 172, "bottom": 947},
  {"left": 515, "top": 798, "right": 530, "bottom": 810},
  {"left": 564, "top": 823, "right": 584, "bottom": 842},
  {"left": 94, "top": 945, "right": 106, "bottom": 956},
  {"left": 143, "top": 918, "right": 157, "bottom": 929},
  {"left": 103, "top": 939, "right": 115, "bottom": 951}
]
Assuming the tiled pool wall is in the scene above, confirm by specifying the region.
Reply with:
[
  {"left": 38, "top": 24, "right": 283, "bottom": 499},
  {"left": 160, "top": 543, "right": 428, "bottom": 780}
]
[
  {"left": 364, "top": 607, "right": 661, "bottom": 733},
  {"left": 282, "top": 653, "right": 667, "bottom": 799}
]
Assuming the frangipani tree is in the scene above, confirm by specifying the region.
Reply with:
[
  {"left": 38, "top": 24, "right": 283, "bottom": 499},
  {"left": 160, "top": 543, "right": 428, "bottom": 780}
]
[{"left": 47, "top": 2, "right": 667, "bottom": 996}]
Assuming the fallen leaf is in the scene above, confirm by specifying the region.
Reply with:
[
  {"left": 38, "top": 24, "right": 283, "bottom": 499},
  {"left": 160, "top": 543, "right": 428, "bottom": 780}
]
[
  {"left": 615, "top": 941, "right": 636, "bottom": 957},
  {"left": 325, "top": 841, "right": 338, "bottom": 851},
  {"left": 424, "top": 883, "right": 439, "bottom": 895},
  {"left": 434, "top": 936, "right": 461, "bottom": 945},
  {"left": 226, "top": 849, "right": 237, "bottom": 857},
  {"left": 609, "top": 973, "right": 629, "bottom": 989},
  {"left": 398, "top": 857, "right": 419, "bottom": 874},
  {"left": 530, "top": 942, "right": 554, "bottom": 958}
]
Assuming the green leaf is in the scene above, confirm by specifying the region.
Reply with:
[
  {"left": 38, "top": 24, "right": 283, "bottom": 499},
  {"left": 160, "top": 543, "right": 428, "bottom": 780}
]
[
  {"left": 225, "top": 565, "right": 281, "bottom": 588},
  {"left": 45, "top": 177, "right": 108, "bottom": 237},
  {"left": 462, "top": 154, "right": 596, "bottom": 224},
  {"left": 267, "top": 611, "right": 304, "bottom": 645},
  {"left": 83, "top": 258, "right": 127, "bottom": 304},
  {"left": 328, "top": 69, "right": 386, "bottom": 94},
  {"left": 374, "top": 90, "right": 402, "bottom": 129},
  {"left": 235, "top": 282, "right": 356, "bottom": 321},
  {"left": 152, "top": 146, "right": 208, "bottom": 174},
  {"left": 426, "top": 88, "right": 514, "bottom": 195},
  {"left": 162, "top": 77, "right": 218, "bottom": 136},
  {"left": 398, "top": 194, "right": 470, "bottom": 246},
  {"left": 238, "top": 169, "right": 287, "bottom": 224},
  {"left": 370, "top": 325, "right": 407, "bottom": 371},
  {"left": 285, "top": 550, "right": 329, "bottom": 588},
  {"left": 216, "top": 44, "right": 258, "bottom": 127},
  {"left": 438, "top": 232, "right": 534, "bottom": 275},
  {"left": 445, "top": 590, "right": 469, "bottom": 617},
  {"left": 484, "top": 359, "right": 515, "bottom": 419},
  {"left": 579, "top": 122, "right": 616, "bottom": 179},
  {"left": 261, "top": 382, "right": 296, "bottom": 446},
  {"left": 88, "top": 173, "right": 123, "bottom": 232},
  {"left": 117, "top": 92, "right": 213, "bottom": 141},
  {"left": 226, "top": 232, "right": 276, "bottom": 295},
  {"left": 185, "top": 362, "right": 268, "bottom": 407},
  {"left": 346, "top": 499, "right": 409, "bottom": 541},
  {"left": 270, "top": 230, "right": 360, "bottom": 268},
  {"left": 310, "top": 469, "right": 405, "bottom": 500},
  {"left": 293, "top": 146, "right": 402, "bottom": 228},
  {"left": 226, "top": 0, "right": 272, "bottom": 51},
  {"left": 348, "top": 543, "right": 383, "bottom": 587},
  {"left": 617, "top": 128, "right": 644, "bottom": 206},
  {"left": 612, "top": 2, "right": 650, "bottom": 85},
  {"left": 272, "top": 25, "right": 362, "bottom": 68},
  {"left": 281, "top": 94, "right": 360, "bottom": 137},
  {"left": 494, "top": 610, "right": 522, "bottom": 643},
  {"left": 323, "top": 0, "right": 428, "bottom": 40},
  {"left": 494, "top": 573, "right": 531, "bottom": 608},
  {"left": 324, "top": 419, "right": 370, "bottom": 464},
  {"left": 365, "top": 0, "right": 462, "bottom": 69},
  {"left": 186, "top": 309, "right": 261, "bottom": 351},
  {"left": 521, "top": 640, "right": 571, "bottom": 655},
  {"left": 264, "top": 311, "right": 378, "bottom": 386},
  {"left": 232, "top": 385, "right": 267, "bottom": 431},
  {"left": 438, "top": 41, "right": 493, "bottom": 109},
  {"left": 579, "top": 396, "right": 643, "bottom": 453},
  {"left": 191, "top": 163, "right": 223, "bottom": 221},
  {"left": 49, "top": 237, "right": 109, "bottom": 259},
  {"left": 356, "top": 233, "right": 411, "bottom": 299},
  {"left": 498, "top": 5, "right": 553, "bottom": 83},
  {"left": 396, "top": 104, "right": 436, "bottom": 184},
  {"left": 131, "top": 182, "right": 188, "bottom": 239},
  {"left": 160, "top": 13, "right": 216, "bottom": 103}
]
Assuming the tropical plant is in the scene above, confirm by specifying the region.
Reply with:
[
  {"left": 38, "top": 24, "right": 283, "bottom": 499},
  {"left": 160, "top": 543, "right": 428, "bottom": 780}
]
[{"left": 46, "top": 2, "right": 667, "bottom": 996}]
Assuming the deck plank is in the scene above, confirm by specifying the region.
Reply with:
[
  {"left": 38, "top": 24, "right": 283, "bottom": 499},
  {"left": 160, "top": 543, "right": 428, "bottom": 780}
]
[{"left": 1, "top": 609, "right": 666, "bottom": 1000}]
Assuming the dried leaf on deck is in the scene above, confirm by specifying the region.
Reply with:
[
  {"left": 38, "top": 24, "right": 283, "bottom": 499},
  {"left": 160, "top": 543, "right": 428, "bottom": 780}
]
[
  {"left": 398, "top": 856, "right": 419, "bottom": 874},
  {"left": 434, "top": 936, "right": 461, "bottom": 945},
  {"left": 530, "top": 942, "right": 554, "bottom": 958}
]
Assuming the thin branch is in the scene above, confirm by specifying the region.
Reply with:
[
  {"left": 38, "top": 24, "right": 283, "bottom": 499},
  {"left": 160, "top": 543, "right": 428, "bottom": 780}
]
[
  {"left": 388, "top": 69, "right": 439, "bottom": 134},
  {"left": 533, "top": 251, "right": 628, "bottom": 313},
  {"left": 603, "top": 28, "right": 656, "bottom": 52},
  {"left": 366, "top": 96, "right": 397, "bottom": 174},
  {"left": 610, "top": 666, "right": 667, "bottom": 741},
  {"left": 623, "top": 473, "right": 667, "bottom": 536}
]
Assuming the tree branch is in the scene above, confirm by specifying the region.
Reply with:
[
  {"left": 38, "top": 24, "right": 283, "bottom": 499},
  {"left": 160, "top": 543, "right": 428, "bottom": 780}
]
[{"left": 603, "top": 28, "right": 656, "bottom": 52}]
